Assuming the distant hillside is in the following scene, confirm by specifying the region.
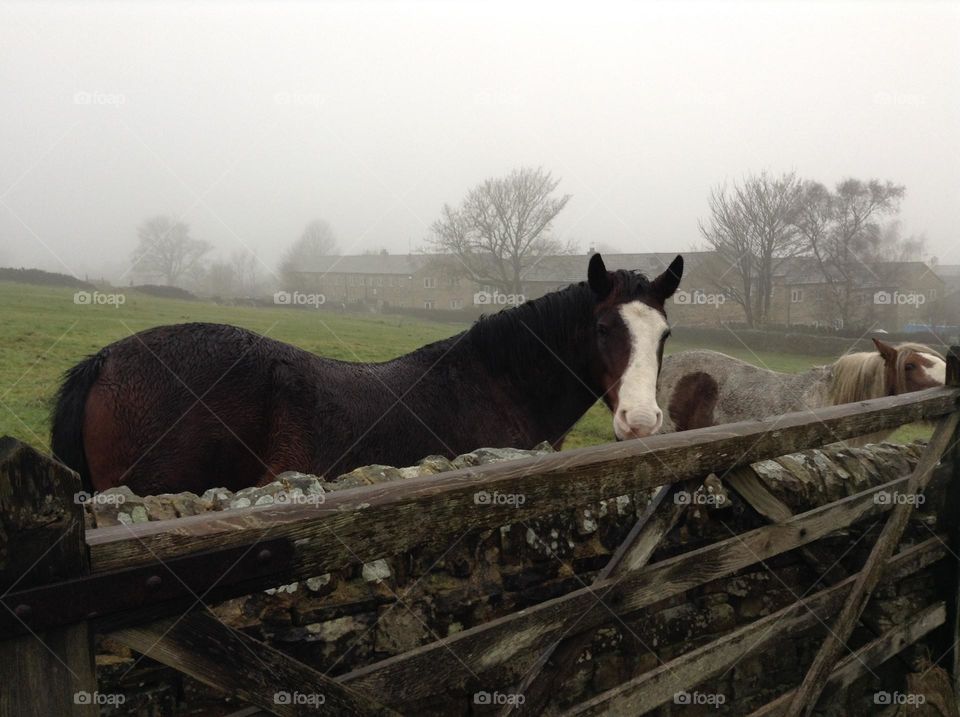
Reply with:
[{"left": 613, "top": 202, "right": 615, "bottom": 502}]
[{"left": 0, "top": 267, "right": 94, "bottom": 289}]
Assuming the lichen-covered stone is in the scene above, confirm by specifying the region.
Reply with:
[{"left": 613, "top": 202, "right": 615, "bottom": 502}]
[
  {"left": 362, "top": 559, "right": 392, "bottom": 583},
  {"left": 89, "top": 440, "right": 943, "bottom": 717},
  {"left": 335, "top": 464, "right": 405, "bottom": 487},
  {"left": 142, "top": 494, "right": 178, "bottom": 521},
  {"left": 200, "top": 486, "right": 234, "bottom": 510},
  {"left": 374, "top": 605, "right": 431, "bottom": 654}
]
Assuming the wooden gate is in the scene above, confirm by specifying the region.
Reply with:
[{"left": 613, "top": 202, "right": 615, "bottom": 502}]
[{"left": 2, "top": 348, "right": 959, "bottom": 716}]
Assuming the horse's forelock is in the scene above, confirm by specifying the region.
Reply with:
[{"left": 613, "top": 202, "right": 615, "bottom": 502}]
[{"left": 609, "top": 270, "right": 657, "bottom": 306}]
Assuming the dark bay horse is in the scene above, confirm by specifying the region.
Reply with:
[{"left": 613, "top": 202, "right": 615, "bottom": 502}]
[{"left": 52, "top": 253, "right": 683, "bottom": 496}]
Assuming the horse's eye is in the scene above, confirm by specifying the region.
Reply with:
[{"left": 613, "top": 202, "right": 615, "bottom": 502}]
[
  {"left": 597, "top": 323, "right": 610, "bottom": 337},
  {"left": 905, "top": 363, "right": 916, "bottom": 371}
]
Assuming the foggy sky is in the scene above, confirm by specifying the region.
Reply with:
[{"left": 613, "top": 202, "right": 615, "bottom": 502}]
[{"left": 1, "top": 0, "right": 958, "bottom": 285}]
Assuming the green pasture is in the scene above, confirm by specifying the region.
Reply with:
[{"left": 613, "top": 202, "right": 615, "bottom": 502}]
[{"left": 0, "top": 280, "right": 925, "bottom": 455}]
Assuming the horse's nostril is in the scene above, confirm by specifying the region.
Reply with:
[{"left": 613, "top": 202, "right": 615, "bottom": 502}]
[{"left": 616, "top": 407, "right": 661, "bottom": 437}]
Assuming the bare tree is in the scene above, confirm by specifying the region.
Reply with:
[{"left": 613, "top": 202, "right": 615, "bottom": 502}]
[
  {"left": 206, "top": 261, "right": 236, "bottom": 297},
  {"left": 131, "top": 216, "right": 212, "bottom": 286},
  {"left": 867, "top": 220, "right": 928, "bottom": 263},
  {"left": 794, "top": 179, "right": 905, "bottom": 328},
  {"left": 429, "top": 167, "right": 573, "bottom": 294},
  {"left": 699, "top": 171, "right": 804, "bottom": 328},
  {"left": 230, "top": 248, "right": 258, "bottom": 295},
  {"left": 280, "top": 220, "right": 339, "bottom": 281}
]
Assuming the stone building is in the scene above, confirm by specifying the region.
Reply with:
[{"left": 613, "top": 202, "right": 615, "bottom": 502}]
[
  {"left": 934, "top": 264, "right": 960, "bottom": 294},
  {"left": 283, "top": 254, "right": 468, "bottom": 310},
  {"left": 767, "top": 258, "right": 944, "bottom": 331}
]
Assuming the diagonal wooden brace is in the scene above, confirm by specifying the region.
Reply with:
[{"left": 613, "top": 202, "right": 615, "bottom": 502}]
[
  {"left": 784, "top": 411, "right": 960, "bottom": 717},
  {"left": 501, "top": 476, "right": 702, "bottom": 715}
]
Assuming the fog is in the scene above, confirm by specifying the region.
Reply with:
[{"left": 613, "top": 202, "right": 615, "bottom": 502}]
[{"left": 1, "top": 0, "right": 958, "bottom": 284}]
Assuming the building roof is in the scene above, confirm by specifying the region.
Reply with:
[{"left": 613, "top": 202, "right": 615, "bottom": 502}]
[
  {"left": 293, "top": 254, "right": 430, "bottom": 276},
  {"left": 934, "top": 264, "right": 960, "bottom": 279},
  {"left": 518, "top": 252, "right": 715, "bottom": 283},
  {"left": 775, "top": 257, "right": 939, "bottom": 288}
]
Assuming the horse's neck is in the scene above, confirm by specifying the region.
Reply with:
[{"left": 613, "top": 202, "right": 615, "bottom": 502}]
[
  {"left": 792, "top": 364, "right": 835, "bottom": 409},
  {"left": 463, "top": 306, "right": 601, "bottom": 442},
  {"left": 376, "top": 326, "right": 599, "bottom": 447},
  {"left": 474, "top": 334, "right": 599, "bottom": 441}
]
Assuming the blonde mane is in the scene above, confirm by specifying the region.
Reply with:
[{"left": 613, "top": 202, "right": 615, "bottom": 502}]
[{"left": 828, "top": 342, "right": 944, "bottom": 406}]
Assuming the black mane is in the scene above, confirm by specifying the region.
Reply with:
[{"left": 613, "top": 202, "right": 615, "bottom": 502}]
[{"left": 467, "top": 270, "right": 653, "bottom": 375}]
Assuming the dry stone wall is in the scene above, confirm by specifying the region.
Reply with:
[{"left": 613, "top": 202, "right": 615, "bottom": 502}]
[{"left": 88, "top": 440, "right": 950, "bottom": 716}]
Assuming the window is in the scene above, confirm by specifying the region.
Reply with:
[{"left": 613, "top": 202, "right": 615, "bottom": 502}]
[
  {"left": 929, "top": 288, "right": 937, "bottom": 301},
  {"left": 790, "top": 288, "right": 803, "bottom": 303},
  {"left": 424, "top": 300, "right": 435, "bottom": 309},
  {"left": 366, "top": 277, "right": 373, "bottom": 286},
  {"left": 388, "top": 276, "right": 396, "bottom": 287},
  {"left": 376, "top": 277, "right": 383, "bottom": 286},
  {"left": 450, "top": 299, "right": 463, "bottom": 309},
  {"left": 423, "top": 277, "right": 438, "bottom": 289}
]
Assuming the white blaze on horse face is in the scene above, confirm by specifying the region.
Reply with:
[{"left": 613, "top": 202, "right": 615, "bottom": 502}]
[
  {"left": 614, "top": 301, "right": 668, "bottom": 439},
  {"left": 924, "top": 354, "right": 946, "bottom": 384}
]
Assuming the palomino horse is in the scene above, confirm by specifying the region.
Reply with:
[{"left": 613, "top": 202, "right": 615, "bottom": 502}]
[
  {"left": 51, "top": 253, "right": 683, "bottom": 496},
  {"left": 658, "top": 339, "right": 945, "bottom": 437}
]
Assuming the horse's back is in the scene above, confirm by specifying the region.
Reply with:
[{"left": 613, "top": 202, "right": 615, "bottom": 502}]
[
  {"left": 77, "top": 323, "right": 326, "bottom": 494},
  {"left": 658, "top": 349, "right": 817, "bottom": 432}
]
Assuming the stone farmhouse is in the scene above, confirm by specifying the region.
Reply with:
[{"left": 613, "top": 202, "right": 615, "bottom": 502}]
[
  {"left": 284, "top": 251, "right": 946, "bottom": 332},
  {"left": 767, "top": 258, "right": 944, "bottom": 331}
]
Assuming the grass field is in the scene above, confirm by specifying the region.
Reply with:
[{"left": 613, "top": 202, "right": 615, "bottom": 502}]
[{"left": 0, "top": 280, "right": 926, "bottom": 457}]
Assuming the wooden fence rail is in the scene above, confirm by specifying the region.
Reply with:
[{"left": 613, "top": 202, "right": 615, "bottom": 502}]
[
  {"left": 0, "top": 347, "right": 958, "bottom": 716},
  {"left": 86, "top": 385, "right": 959, "bottom": 576}
]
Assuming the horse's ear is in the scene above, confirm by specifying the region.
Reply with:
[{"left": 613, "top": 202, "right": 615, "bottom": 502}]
[
  {"left": 873, "top": 338, "right": 898, "bottom": 364},
  {"left": 588, "top": 253, "right": 612, "bottom": 298},
  {"left": 650, "top": 255, "right": 684, "bottom": 303}
]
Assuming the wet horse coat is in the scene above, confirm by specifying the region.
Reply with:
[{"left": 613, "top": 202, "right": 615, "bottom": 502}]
[{"left": 52, "top": 254, "right": 684, "bottom": 496}]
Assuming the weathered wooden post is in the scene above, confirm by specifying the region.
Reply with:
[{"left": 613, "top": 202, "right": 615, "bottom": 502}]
[
  {"left": 0, "top": 436, "right": 98, "bottom": 716},
  {"left": 944, "top": 346, "right": 960, "bottom": 696}
]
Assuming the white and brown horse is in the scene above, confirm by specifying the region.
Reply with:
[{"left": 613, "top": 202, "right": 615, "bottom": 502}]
[{"left": 659, "top": 339, "right": 945, "bottom": 439}]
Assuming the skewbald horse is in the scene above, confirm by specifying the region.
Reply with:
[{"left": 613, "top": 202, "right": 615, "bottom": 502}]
[
  {"left": 659, "top": 339, "right": 946, "bottom": 440},
  {"left": 51, "top": 253, "right": 684, "bottom": 496}
]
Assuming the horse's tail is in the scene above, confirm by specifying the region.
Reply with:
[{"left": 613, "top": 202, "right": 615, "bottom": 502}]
[{"left": 51, "top": 351, "right": 105, "bottom": 493}]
